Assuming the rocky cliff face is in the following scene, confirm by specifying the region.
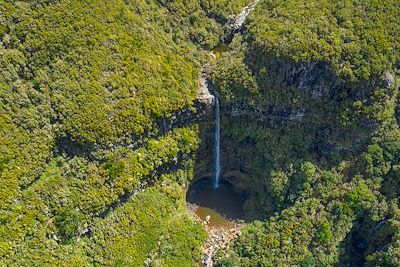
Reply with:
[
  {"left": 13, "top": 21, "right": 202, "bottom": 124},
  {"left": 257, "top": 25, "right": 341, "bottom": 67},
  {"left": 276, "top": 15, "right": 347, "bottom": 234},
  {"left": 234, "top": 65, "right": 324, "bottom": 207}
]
[
  {"left": 223, "top": 51, "right": 396, "bottom": 156},
  {"left": 186, "top": 0, "right": 399, "bottom": 219},
  {"left": 225, "top": 53, "right": 394, "bottom": 152},
  {"left": 207, "top": 42, "right": 398, "bottom": 217}
]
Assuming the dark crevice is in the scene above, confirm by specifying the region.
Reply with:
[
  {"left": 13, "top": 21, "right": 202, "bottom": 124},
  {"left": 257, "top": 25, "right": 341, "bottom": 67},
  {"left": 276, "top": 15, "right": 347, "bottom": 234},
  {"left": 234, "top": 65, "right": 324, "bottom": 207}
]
[{"left": 337, "top": 216, "right": 395, "bottom": 267}]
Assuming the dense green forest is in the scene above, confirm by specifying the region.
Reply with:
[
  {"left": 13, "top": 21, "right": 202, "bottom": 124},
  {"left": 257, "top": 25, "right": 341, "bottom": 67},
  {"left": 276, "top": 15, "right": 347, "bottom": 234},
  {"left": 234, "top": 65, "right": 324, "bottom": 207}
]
[
  {"left": 1, "top": 0, "right": 400, "bottom": 266},
  {"left": 210, "top": 0, "right": 400, "bottom": 266},
  {"left": 0, "top": 0, "right": 250, "bottom": 265}
]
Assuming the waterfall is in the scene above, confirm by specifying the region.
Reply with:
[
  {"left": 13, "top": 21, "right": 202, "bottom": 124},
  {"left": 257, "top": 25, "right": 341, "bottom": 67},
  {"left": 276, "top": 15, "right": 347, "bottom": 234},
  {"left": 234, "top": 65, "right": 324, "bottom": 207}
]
[
  {"left": 214, "top": 97, "right": 221, "bottom": 188},
  {"left": 196, "top": 0, "right": 260, "bottom": 190}
]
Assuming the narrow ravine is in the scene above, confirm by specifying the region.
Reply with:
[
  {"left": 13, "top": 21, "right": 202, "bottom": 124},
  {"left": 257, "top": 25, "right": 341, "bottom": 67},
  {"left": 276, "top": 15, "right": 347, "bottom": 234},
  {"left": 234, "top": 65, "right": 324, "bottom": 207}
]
[{"left": 193, "top": 1, "right": 261, "bottom": 266}]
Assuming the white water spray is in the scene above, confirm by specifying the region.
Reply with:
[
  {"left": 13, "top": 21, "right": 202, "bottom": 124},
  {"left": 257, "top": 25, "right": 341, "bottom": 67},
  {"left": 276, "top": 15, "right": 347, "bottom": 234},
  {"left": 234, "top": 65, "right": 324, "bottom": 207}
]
[{"left": 214, "top": 97, "right": 221, "bottom": 188}]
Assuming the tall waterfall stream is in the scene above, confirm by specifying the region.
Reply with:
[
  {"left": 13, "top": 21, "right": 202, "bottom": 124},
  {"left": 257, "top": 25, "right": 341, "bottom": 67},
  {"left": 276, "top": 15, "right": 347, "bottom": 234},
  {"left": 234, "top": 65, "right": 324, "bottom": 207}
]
[
  {"left": 187, "top": 1, "right": 260, "bottom": 265},
  {"left": 214, "top": 97, "right": 221, "bottom": 188}
]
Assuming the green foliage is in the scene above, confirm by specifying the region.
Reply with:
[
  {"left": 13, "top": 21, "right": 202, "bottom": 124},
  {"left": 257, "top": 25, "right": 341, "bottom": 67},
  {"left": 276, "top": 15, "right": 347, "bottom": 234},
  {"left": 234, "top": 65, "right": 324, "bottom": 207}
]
[
  {"left": 54, "top": 208, "right": 86, "bottom": 243},
  {"left": 88, "top": 188, "right": 206, "bottom": 266},
  {"left": 209, "top": 0, "right": 400, "bottom": 221},
  {"left": 213, "top": 0, "right": 399, "bottom": 265},
  {"left": 0, "top": 0, "right": 254, "bottom": 264},
  {"left": 210, "top": 46, "right": 259, "bottom": 101},
  {"left": 247, "top": 0, "right": 400, "bottom": 80},
  {"left": 219, "top": 170, "right": 380, "bottom": 266},
  {"left": 317, "top": 221, "right": 333, "bottom": 244},
  {"left": 269, "top": 170, "right": 289, "bottom": 207},
  {"left": 157, "top": 0, "right": 252, "bottom": 49},
  {"left": 357, "top": 130, "right": 400, "bottom": 197},
  {"left": 1, "top": 0, "right": 400, "bottom": 265}
]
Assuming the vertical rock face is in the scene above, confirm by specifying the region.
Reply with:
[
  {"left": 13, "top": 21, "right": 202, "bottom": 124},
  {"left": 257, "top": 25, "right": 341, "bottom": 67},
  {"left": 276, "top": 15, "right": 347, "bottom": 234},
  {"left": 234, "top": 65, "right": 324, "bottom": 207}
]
[
  {"left": 197, "top": 66, "right": 216, "bottom": 106},
  {"left": 193, "top": 0, "right": 264, "bottom": 186},
  {"left": 209, "top": 42, "right": 398, "bottom": 218},
  {"left": 193, "top": 102, "right": 217, "bottom": 181},
  {"left": 382, "top": 70, "right": 396, "bottom": 89},
  {"left": 220, "top": 52, "right": 396, "bottom": 162},
  {"left": 198, "top": 0, "right": 400, "bottom": 265},
  {"left": 194, "top": 66, "right": 217, "bottom": 181}
]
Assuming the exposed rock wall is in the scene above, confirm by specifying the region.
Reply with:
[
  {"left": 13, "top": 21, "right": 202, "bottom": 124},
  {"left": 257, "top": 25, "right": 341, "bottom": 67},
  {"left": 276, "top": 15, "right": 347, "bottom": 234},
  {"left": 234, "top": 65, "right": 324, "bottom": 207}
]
[
  {"left": 220, "top": 50, "right": 396, "bottom": 163},
  {"left": 209, "top": 41, "right": 397, "bottom": 217}
]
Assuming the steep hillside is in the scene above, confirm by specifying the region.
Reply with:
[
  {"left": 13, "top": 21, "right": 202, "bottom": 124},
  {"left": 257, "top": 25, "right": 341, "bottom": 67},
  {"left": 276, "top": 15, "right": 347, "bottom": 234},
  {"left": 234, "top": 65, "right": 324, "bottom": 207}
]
[
  {"left": 209, "top": 0, "right": 400, "bottom": 265},
  {"left": 1, "top": 0, "right": 400, "bottom": 266},
  {"left": 0, "top": 0, "right": 251, "bottom": 265}
]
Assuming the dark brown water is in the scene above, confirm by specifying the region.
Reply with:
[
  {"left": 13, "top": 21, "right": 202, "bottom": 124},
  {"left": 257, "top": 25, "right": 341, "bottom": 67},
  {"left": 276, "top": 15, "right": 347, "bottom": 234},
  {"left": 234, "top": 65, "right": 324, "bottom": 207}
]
[
  {"left": 187, "top": 178, "right": 245, "bottom": 228},
  {"left": 212, "top": 44, "right": 229, "bottom": 58}
]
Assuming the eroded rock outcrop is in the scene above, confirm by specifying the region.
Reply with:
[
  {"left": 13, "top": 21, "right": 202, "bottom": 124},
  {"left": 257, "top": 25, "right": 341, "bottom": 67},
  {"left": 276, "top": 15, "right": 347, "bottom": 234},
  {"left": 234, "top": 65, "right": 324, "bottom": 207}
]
[{"left": 197, "top": 66, "right": 216, "bottom": 106}]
